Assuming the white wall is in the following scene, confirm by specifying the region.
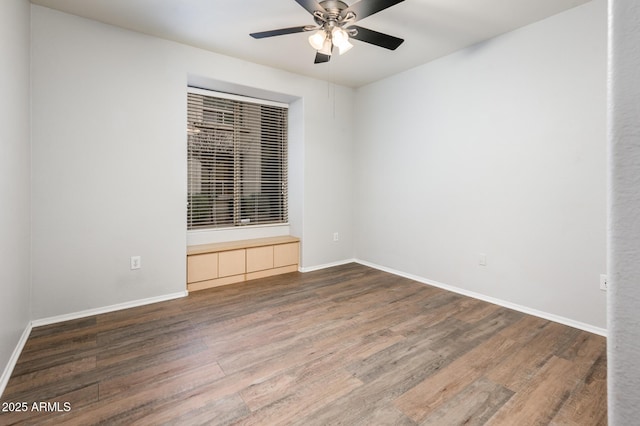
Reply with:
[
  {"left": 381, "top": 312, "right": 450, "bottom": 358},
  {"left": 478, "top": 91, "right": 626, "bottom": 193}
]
[
  {"left": 28, "top": 0, "right": 608, "bottom": 330},
  {"left": 31, "top": 5, "right": 355, "bottom": 319},
  {"left": 354, "top": 0, "right": 607, "bottom": 329},
  {"left": 0, "top": 0, "right": 31, "bottom": 391},
  {"left": 608, "top": 0, "right": 640, "bottom": 422},
  {"left": 301, "top": 84, "right": 355, "bottom": 267}
]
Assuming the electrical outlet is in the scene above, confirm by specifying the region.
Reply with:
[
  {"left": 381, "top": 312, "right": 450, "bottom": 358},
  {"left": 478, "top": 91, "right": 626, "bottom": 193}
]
[
  {"left": 131, "top": 256, "right": 141, "bottom": 270},
  {"left": 333, "top": 232, "right": 339, "bottom": 242},
  {"left": 600, "top": 274, "right": 608, "bottom": 291},
  {"left": 479, "top": 253, "right": 487, "bottom": 266}
]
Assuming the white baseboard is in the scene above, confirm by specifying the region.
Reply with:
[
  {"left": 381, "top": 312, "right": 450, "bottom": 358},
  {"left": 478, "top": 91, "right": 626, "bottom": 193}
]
[
  {"left": 0, "top": 322, "right": 32, "bottom": 398},
  {"left": 356, "top": 259, "right": 607, "bottom": 337},
  {"left": 299, "top": 258, "right": 356, "bottom": 273},
  {"left": 31, "top": 291, "right": 188, "bottom": 328}
]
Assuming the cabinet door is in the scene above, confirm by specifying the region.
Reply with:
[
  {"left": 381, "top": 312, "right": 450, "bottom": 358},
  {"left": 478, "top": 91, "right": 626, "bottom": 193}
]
[
  {"left": 187, "top": 253, "right": 218, "bottom": 283},
  {"left": 246, "top": 246, "right": 274, "bottom": 273},
  {"left": 274, "top": 243, "right": 299, "bottom": 268},
  {"left": 219, "top": 249, "right": 246, "bottom": 277}
]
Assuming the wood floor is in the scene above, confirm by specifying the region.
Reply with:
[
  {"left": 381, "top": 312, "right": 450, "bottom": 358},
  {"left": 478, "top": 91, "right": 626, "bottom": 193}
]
[{"left": 1, "top": 263, "right": 607, "bottom": 425}]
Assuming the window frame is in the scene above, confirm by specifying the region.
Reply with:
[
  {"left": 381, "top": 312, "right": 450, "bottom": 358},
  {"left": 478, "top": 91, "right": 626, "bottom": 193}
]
[{"left": 186, "top": 87, "right": 289, "bottom": 231}]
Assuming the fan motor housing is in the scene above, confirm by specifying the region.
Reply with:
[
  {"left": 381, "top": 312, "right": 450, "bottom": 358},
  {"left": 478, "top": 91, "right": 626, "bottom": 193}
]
[{"left": 315, "top": 0, "right": 350, "bottom": 25}]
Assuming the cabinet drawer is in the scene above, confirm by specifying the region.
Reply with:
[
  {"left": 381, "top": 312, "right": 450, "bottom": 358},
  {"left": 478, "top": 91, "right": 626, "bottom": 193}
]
[
  {"left": 246, "top": 246, "right": 274, "bottom": 273},
  {"left": 274, "top": 242, "right": 299, "bottom": 268},
  {"left": 218, "top": 249, "right": 246, "bottom": 277},
  {"left": 187, "top": 252, "right": 218, "bottom": 283}
]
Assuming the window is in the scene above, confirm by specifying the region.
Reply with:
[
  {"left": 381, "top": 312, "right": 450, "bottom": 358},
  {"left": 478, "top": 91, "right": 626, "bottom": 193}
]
[{"left": 187, "top": 88, "right": 288, "bottom": 229}]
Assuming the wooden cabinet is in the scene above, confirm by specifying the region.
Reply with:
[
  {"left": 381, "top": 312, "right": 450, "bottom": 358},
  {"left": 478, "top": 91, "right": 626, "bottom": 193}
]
[
  {"left": 274, "top": 242, "right": 299, "bottom": 268},
  {"left": 187, "top": 252, "right": 218, "bottom": 283},
  {"left": 246, "top": 246, "right": 274, "bottom": 273},
  {"left": 219, "top": 249, "right": 245, "bottom": 277},
  {"left": 186, "top": 236, "right": 300, "bottom": 292}
]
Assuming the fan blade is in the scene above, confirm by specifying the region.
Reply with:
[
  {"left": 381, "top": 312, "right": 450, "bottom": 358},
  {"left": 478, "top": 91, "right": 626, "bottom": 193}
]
[
  {"left": 314, "top": 52, "right": 331, "bottom": 64},
  {"left": 349, "top": 25, "right": 404, "bottom": 50},
  {"left": 295, "top": 0, "right": 326, "bottom": 15},
  {"left": 250, "top": 26, "right": 310, "bottom": 39},
  {"left": 343, "top": 0, "right": 404, "bottom": 21}
]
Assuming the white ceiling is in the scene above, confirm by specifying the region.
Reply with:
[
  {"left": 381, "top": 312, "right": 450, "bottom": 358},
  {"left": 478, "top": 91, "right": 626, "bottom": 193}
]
[{"left": 30, "top": 0, "right": 591, "bottom": 88}]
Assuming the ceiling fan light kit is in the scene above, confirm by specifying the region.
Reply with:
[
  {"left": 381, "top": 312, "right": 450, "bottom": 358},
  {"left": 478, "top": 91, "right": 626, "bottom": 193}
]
[
  {"left": 319, "top": 38, "right": 333, "bottom": 56},
  {"left": 308, "top": 30, "right": 326, "bottom": 50},
  {"left": 331, "top": 27, "right": 354, "bottom": 55},
  {"left": 250, "top": 0, "right": 405, "bottom": 64}
]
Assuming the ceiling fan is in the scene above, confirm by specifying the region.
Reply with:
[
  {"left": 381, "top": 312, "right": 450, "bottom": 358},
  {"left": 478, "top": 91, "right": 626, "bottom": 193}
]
[{"left": 250, "top": 0, "right": 405, "bottom": 64}]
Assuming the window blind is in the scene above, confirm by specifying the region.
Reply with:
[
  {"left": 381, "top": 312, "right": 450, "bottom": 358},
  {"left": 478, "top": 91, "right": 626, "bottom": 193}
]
[{"left": 187, "top": 89, "right": 288, "bottom": 229}]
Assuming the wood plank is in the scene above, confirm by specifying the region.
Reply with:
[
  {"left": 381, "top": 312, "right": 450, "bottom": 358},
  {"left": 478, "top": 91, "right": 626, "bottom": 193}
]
[
  {"left": 131, "top": 393, "right": 249, "bottom": 426},
  {"left": 0, "top": 383, "right": 99, "bottom": 425},
  {"left": 4, "top": 356, "right": 96, "bottom": 395},
  {"left": 187, "top": 235, "right": 299, "bottom": 255},
  {"left": 98, "top": 348, "right": 225, "bottom": 399},
  {"left": 486, "top": 356, "right": 577, "bottom": 425},
  {"left": 236, "top": 368, "right": 362, "bottom": 425},
  {"left": 300, "top": 347, "right": 444, "bottom": 425},
  {"left": 486, "top": 321, "right": 581, "bottom": 391},
  {"left": 421, "top": 377, "right": 514, "bottom": 426},
  {"left": 454, "top": 298, "right": 502, "bottom": 323},
  {"left": 50, "top": 360, "right": 230, "bottom": 425},
  {"left": 393, "top": 313, "right": 543, "bottom": 423},
  {"left": 551, "top": 348, "right": 607, "bottom": 425},
  {"left": 0, "top": 263, "right": 606, "bottom": 425}
]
